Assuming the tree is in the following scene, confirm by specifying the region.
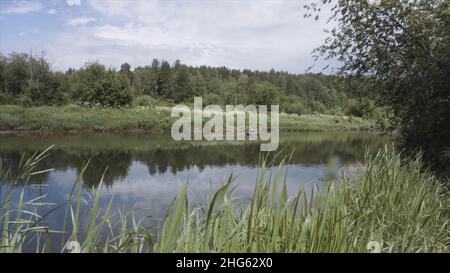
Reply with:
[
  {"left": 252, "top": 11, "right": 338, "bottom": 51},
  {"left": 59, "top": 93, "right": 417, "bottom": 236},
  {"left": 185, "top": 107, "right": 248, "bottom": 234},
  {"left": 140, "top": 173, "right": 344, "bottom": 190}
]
[
  {"left": 26, "top": 74, "right": 66, "bottom": 106},
  {"left": 4, "top": 52, "right": 29, "bottom": 96},
  {"left": 174, "top": 65, "right": 192, "bottom": 102},
  {"left": 26, "top": 54, "right": 67, "bottom": 105},
  {"left": 307, "top": 0, "right": 450, "bottom": 175},
  {"left": 0, "top": 52, "right": 380, "bottom": 123},
  {"left": 133, "top": 66, "right": 158, "bottom": 96},
  {"left": 0, "top": 52, "right": 67, "bottom": 106},
  {"left": 253, "top": 82, "right": 281, "bottom": 106},
  {"left": 120, "top": 62, "right": 133, "bottom": 84},
  {"left": 76, "top": 62, "right": 132, "bottom": 107},
  {"left": 151, "top": 58, "right": 160, "bottom": 69},
  {"left": 0, "top": 55, "right": 6, "bottom": 92},
  {"left": 173, "top": 59, "right": 181, "bottom": 70},
  {"left": 157, "top": 61, "right": 174, "bottom": 99}
]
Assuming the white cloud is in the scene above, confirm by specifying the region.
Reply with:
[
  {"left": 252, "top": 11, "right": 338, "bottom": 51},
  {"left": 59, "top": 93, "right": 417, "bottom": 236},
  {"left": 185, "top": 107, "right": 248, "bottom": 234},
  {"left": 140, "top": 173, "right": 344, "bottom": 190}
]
[
  {"left": 1, "top": 1, "right": 42, "bottom": 14},
  {"left": 46, "top": 0, "right": 336, "bottom": 73},
  {"left": 66, "top": 0, "right": 81, "bottom": 6},
  {"left": 66, "top": 16, "right": 96, "bottom": 27},
  {"left": 18, "top": 27, "right": 39, "bottom": 36},
  {"left": 47, "top": 9, "right": 57, "bottom": 15}
]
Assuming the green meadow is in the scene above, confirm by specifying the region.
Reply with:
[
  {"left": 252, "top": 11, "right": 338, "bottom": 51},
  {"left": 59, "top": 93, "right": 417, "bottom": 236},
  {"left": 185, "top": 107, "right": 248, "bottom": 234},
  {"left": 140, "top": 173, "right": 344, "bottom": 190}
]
[{"left": 0, "top": 105, "right": 374, "bottom": 133}]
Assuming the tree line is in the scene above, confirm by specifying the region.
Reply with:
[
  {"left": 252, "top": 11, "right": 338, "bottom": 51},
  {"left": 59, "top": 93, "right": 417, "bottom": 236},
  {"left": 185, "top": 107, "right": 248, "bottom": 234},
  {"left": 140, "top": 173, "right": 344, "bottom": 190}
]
[{"left": 0, "top": 52, "right": 381, "bottom": 118}]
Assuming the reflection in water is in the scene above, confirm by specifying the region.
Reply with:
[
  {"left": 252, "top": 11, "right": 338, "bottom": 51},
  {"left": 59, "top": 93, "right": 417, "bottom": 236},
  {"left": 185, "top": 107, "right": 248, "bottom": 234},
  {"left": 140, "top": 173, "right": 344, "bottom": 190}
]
[
  {"left": 0, "top": 132, "right": 390, "bottom": 187},
  {"left": 0, "top": 132, "right": 391, "bottom": 251}
]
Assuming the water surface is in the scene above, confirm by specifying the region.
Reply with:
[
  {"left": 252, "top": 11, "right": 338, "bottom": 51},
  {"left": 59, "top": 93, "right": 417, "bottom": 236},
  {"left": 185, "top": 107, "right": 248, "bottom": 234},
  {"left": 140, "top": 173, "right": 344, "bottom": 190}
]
[{"left": 0, "top": 132, "right": 391, "bottom": 250}]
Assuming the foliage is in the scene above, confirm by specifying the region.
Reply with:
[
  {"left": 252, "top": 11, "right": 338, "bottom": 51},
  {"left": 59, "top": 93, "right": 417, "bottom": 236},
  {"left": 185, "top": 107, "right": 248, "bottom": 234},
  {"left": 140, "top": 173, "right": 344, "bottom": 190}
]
[
  {"left": 0, "top": 52, "right": 68, "bottom": 106},
  {"left": 0, "top": 52, "right": 383, "bottom": 117},
  {"left": 306, "top": 0, "right": 450, "bottom": 175},
  {"left": 153, "top": 149, "right": 448, "bottom": 252},
  {"left": 75, "top": 62, "right": 133, "bottom": 107}
]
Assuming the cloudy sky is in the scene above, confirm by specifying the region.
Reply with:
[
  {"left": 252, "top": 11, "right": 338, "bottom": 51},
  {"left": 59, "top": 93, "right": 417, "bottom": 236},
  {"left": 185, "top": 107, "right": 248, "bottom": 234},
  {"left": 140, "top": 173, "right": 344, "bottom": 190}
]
[{"left": 0, "top": 0, "right": 335, "bottom": 73}]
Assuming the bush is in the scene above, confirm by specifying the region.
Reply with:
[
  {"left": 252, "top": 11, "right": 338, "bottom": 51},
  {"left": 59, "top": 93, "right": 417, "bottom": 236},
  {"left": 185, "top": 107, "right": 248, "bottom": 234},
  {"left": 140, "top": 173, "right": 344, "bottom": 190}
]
[
  {"left": 18, "top": 94, "right": 32, "bottom": 107},
  {"left": 132, "top": 95, "right": 157, "bottom": 107},
  {"left": 283, "top": 101, "right": 310, "bottom": 115},
  {"left": 0, "top": 92, "right": 17, "bottom": 105},
  {"left": 202, "top": 93, "right": 224, "bottom": 106},
  {"left": 75, "top": 63, "right": 133, "bottom": 107}
]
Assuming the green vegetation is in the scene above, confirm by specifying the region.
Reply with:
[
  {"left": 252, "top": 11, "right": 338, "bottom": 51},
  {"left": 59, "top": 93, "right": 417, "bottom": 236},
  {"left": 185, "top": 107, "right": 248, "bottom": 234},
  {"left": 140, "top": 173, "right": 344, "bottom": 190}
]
[
  {"left": 1, "top": 148, "right": 447, "bottom": 253},
  {"left": 0, "top": 105, "right": 173, "bottom": 132},
  {"left": 307, "top": 0, "right": 450, "bottom": 175},
  {"left": 0, "top": 52, "right": 384, "bottom": 120},
  {"left": 0, "top": 52, "right": 382, "bottom": 134},
  {"left": 279, "top": 113, "right": 373, "bottom": 132},
  {"left": 0, "top": 105, "right": 374, "bottom": 133},
  {"left": 154, "top": 150, "right": 448, "bottom": 252},
  {"left": 1, "top": 1, "right": 447, "bottom": 255}
]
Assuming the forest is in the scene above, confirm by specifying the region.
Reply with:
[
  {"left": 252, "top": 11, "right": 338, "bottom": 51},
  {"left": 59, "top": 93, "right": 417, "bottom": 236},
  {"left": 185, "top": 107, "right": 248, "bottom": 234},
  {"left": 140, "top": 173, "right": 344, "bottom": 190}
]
[{"left": 0, "top": 52, "right": 383, "bottom": 119}]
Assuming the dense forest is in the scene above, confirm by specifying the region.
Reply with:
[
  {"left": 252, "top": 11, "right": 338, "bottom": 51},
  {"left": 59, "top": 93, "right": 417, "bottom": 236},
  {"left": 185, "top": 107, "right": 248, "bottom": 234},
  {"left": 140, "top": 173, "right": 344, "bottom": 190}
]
[{"left": 0, "top": 52, "right": 383, "bottom": 119}]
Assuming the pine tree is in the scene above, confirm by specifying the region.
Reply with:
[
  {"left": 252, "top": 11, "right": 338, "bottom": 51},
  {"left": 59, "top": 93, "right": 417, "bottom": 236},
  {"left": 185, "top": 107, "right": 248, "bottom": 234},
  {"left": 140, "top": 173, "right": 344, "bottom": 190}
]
[
  {"left": 157, "top": 61, "right": 174, "bottom": 99},
  {"left": 174, "top": 65, "right": 192, "bottom": 102},
  {"left": 151, "top": 59, "right": 160, "bottom": 69},
  {"left": 120, "top": 62, "right": 132, "bottom": 84}
]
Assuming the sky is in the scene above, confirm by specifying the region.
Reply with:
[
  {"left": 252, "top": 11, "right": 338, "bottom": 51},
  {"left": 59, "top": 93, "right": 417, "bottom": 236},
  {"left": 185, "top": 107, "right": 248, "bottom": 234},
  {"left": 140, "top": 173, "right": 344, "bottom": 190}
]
[{"left": 0, "top": 0, "right": 335, "bottom": 74}]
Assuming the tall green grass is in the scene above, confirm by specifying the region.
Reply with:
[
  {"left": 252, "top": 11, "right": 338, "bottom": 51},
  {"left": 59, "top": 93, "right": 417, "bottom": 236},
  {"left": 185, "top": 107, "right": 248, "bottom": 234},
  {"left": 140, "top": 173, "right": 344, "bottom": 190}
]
[
  {"left": 153, "top": 149, "right": 448, "bottom": 252},
  {"left": 0, "top": 105, "right": 373, "bottom": 133},
  {"left": 0, "top": 146, "right": 57, "bottom": 252},
  {"left": 0, "top": 147, "right": 448, "bottom": 253}
]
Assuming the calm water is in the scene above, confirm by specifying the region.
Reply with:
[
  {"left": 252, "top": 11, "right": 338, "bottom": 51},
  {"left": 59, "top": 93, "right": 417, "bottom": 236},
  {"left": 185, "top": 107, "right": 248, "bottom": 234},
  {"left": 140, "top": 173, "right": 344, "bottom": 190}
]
[{"left": 0, "top": 132, "right": 390, "bottom": 251}]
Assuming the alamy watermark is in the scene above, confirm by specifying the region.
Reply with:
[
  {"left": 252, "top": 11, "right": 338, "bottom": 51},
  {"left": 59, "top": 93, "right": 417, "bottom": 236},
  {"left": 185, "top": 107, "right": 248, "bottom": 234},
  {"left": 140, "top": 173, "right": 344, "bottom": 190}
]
[{"left": 171, "top": 97, "right": 279, "bottom": 151}]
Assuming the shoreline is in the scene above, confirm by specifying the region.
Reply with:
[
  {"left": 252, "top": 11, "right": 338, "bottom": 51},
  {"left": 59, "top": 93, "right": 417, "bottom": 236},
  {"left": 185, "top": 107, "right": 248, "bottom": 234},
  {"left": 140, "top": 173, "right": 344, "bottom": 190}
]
[
  {"left": 0, "top": 127, "right": 377, "bottom": 136},
  {"left": 0, "top": 105, "right": 377, "bottom": 136}
]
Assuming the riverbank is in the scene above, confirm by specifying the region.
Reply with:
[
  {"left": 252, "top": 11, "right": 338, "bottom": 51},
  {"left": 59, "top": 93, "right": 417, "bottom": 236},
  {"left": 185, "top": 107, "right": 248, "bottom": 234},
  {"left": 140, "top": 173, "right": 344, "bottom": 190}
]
[{"left": 0, "top": 105, "right": 375, "bottom": 133}]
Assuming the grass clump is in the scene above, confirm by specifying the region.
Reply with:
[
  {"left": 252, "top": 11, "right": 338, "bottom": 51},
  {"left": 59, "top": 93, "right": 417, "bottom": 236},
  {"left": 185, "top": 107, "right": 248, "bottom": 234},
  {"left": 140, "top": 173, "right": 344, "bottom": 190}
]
[
  {"left": 154, "top": 149, "right": 448, "bottom": 252},
  {"left": 1, "top": 147, "right": 448, "bottom": 253}
]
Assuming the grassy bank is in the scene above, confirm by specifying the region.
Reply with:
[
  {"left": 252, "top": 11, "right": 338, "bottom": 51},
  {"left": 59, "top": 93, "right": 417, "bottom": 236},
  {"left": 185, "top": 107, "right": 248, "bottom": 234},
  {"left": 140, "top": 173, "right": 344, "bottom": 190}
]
[
  {"left": 0, "top": 105, "right": 374, "bottom": 133},
  {"left": 1, "top": 148, "right": 447, "bottom": 253}
]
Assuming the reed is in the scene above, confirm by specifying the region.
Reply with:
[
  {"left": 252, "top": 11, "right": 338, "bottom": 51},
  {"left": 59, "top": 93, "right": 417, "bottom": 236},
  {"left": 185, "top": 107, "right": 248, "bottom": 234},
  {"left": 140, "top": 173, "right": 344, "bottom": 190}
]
[
  {"left": 0, "top": 147, "right": 447, "bottom": 253},
  {"left": 153, "top": 148, "right": 448, "bottom": 252}
]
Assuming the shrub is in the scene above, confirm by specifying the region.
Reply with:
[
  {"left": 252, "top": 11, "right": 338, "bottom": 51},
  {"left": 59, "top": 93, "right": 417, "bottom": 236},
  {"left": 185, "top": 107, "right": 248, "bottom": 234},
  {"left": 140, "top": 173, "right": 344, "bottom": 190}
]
[
  {"left": 18, "top": 94, "right": 32, "bottom": 107},
  {"left": 0, "top": 92, "right": 16, "bottom": 105},
  {"left": 75, "top": 62, "right": 133, "bottom": 107},
  {"left": 132, "top": 95, "right": 157, "bottom": 107}
]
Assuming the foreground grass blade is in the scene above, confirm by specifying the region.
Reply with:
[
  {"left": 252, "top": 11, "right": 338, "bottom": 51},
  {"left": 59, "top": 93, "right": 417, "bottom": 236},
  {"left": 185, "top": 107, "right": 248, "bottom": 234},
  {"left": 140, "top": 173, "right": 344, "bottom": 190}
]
[{"left": 1, "top": 146, "right": 448, "bottom": 253}]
